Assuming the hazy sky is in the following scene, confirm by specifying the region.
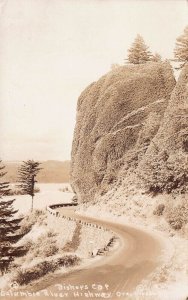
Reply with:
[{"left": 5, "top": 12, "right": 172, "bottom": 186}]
[{"left": 1, "top": 0, "right": 188, "bottom": 161}]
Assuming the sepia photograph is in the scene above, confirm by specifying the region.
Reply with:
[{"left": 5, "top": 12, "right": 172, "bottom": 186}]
[{"left": 0, "top": 0, "right": 188, "bottom": 299}]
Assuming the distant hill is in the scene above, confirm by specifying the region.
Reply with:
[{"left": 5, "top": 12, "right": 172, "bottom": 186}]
[{"left": 4, "top": 160, "right": 70, "bottom": 183}]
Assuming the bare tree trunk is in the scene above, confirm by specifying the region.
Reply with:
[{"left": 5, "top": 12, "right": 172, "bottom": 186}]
[
  {"left": 31, "top": 195, "right": 34, "bottom": 212},
  {"left": 31, "top": 174, "right": 35, "bottom": 212}
]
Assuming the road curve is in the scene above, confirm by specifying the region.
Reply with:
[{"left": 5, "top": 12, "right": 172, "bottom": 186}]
[
  {"left": 4, "top": 208, "right": 162, "bottom": 300},
  {"left": 26, "top": 207, "right": 163, "bottom": 300}
]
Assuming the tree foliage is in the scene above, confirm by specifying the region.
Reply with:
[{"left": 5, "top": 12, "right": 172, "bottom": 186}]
[
  {"left": 140, "top": 152, "right": 188, "bottom": 195},
  {"left": 17, "top": 160, "right": 42, "bottom": 211},
  {"left": 0, "top": 162, "right": 11, "bottom": 196},
  {"left": 126, "top": 34, "right": 152, "bottom": 64},
  {"left": 0, "top": 160, "right": 24, "bottom": 275},
  {"left": 174, "top": 26, "right": 188, "bottom": 68},
  {"left": 151, "top": 53, "right": 163, "bottom": 62}
]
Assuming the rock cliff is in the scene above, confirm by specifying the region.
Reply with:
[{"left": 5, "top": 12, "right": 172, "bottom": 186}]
[
  {"left": 145, "top": 64, "right": 188, "bottom": 153},
  {"left": 139, "top": 64, "right": 188, "bottom": 194},
  {"left": 71, "top": 62, "right": 176, "bottom": 202}
]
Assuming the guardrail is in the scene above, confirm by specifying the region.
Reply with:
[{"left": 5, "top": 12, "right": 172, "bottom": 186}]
[
  {"left": 49, "top": 203, "right": 78, "bottom": 209},
  {"left": 47, "top": 203, "right": 77, "bottom": 218},
  {"left": 46, "top": 202, "right": 118, "bottom": 257},
  {"left": 46, "top": 202, "right": 114, "bottom": 233}
]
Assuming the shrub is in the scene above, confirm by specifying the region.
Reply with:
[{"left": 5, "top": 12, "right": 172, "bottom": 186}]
[
  {"left": 19, "top": 210, "right": 47, "bottom": 235},
  {"left": 165, "top": 202, "right": 188, "bottom": 230},
  {"left": 140, "top": 151, "right": 188, "bottom": 195},
  {"left": 153, "top": 204, "right": 165, "bottom": 216},
  {"left": 14, "top": 261, "right": 57, "bottom": 285},
  {"left": 43, "top": 244, "right": 59, "bottom": 257},
  {"left": 13, "top": 255, "right": 80, "bottom": 285},
  {"left": 57, "top": 255, "right": 80, "bottom": 267},
  {"left": 46, "top": 230, "right": 57, "bottom": 238},
  {"left": 27, "top": 230, "right": 58, "bottom": 259}
]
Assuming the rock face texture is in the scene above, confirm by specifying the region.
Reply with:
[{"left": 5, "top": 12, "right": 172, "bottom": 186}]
[
  {"left": 71, "top": 62, "right": 176, "bottom": 202},
  {"left": 145, "top": 64, "right": 188, "bottom": 154},
  {"left": 139, "top": 64, "right": 188, "bottom": 193}
]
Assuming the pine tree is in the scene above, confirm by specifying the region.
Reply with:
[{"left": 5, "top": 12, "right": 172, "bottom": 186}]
[
  {"left": 0, "top": 162, "right": 11, "bottom": 196},
  {"left": 17, "top": 160, "right": 42, "bottom": 211},
  {"left": 151, "top": 53, "right": 163, "bottom": 62},
  {"left": 126, "top": 34, "right": 152, "bottom": 64},
  {"left": 0, "top": 160, "right": 24, "bottom": 275},
  {"left": 174, "top": 26, "right": 188, "bottom": 68}
]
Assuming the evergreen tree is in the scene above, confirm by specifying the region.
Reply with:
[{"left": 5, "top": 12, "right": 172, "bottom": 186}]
[
  {"left": 0, "top": 162, "right": 11, "bottom": 196},
  {"left": 126, "top": 34, "right": 152, "bottom": 64},
  {"left": 151, "top": 52, "right": 163, "bottom": 62},
  {"left": 17, "top": 160, "right": 42, "bottom": 211},
  {"left": 0, "top": 160, "right": 24, "bottom": 275},
  {"left": 174, "top": 26, "right": 188, "bottom": 68}
]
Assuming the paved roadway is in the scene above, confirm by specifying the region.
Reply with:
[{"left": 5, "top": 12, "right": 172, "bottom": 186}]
[{"left": 4, "top": 208, "right": 163, "bottom": 300}]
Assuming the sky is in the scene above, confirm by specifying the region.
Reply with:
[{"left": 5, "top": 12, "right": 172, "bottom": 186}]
[{"left": 0, "top": 0, "right": 188, "bottom": 162}]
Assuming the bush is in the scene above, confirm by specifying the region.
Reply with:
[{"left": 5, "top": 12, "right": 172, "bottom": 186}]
[
  {"left": 153, "top": 204, "right": 165, "bottom": 216},
  {"left": 43, "top": 244, "right": 59, "bottom": 257},
  {"left": 140, "top": 151, "right": 188, "bottom": 195},
  {"left": 13, "top": 255, "right": 80, "bottom": 285},
  {"left": 27, "top": 230, "right": 59, "bottom": 259},
  {"left": 46, "top": 230, "right": 57, "bottom": 238},
  {"left": 19, "top": 210, "right": 47, "bottom": 235},
  {"left": 57, "top": 255, "right": 80, "bottom": 267},
  {"left": 165, "top": 202, "right": 188, "bottom": 230},
  {"left": 14, "top": 261, "right": 57, "bottom": 285}
]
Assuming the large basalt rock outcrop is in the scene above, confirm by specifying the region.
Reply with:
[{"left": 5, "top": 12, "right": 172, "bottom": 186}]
[
  {"left": 145, "top": 64, "right": 188, "bottom": 154},
  {"left": 139, "top": 64, "right": 188, "bottom": 193},
  {"left": 71, "top": 62, "right": 176, "bottom": 202}
]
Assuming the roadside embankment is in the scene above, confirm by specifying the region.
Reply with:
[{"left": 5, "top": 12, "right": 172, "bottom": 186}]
[{"left": 47, "top": 203, "right": 117, "bottom": 258}]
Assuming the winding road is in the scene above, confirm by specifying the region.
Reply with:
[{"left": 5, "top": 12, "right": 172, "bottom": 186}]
[{"left": 24, "top": 207, "right": 163, "bottom": 300}]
